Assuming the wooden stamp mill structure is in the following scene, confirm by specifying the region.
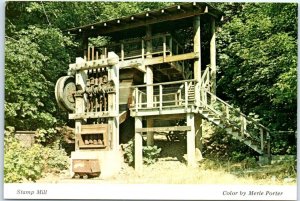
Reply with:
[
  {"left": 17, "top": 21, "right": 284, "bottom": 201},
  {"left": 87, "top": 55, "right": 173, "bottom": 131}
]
[{"left": 55, "top": 2, "right": 271, "bottom": 177}]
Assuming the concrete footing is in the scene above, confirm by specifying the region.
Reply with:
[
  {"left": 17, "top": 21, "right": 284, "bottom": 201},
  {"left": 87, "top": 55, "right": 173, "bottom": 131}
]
[{"left": 71, "top": 150, "right": 123, "bottom": 179}]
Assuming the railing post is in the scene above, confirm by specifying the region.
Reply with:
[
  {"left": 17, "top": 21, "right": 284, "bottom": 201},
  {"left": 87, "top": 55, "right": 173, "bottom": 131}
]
[
  {"left": 104, "top": 47, "right": 107, "bottom": 58},
  {"left": 159, "top": 85, "right": 163, "bottom": 112},
  {"left": 139, "top": 91, "right": 143, "bottom": 108},
  {"left": 121, "top": 43, "right": 124, "bottom": 61},
  {"left": 163, "top": 36, "right": 166, "bottom": 61},
  {"left": 179, "top": 89, "right": 182, "bottom": 106},
  {"left": 169, "top": 36, "right": 172, "bottom": 56},
  {"left": 260, "top": 128, "right": 264, "bottom": 154},
  {"left": 135, "top": 88, "right": 138, "bottom": 112},
  {"left": 142, "top": 39, "right": 145, "bottom": 59},
  {"left": 185, "top": 81, "right": 188, "bottom": 110}
]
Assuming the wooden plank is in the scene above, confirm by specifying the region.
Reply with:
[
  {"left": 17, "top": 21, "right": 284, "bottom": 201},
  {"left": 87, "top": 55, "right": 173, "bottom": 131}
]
[
  {"left": 136, "top": 126, "right": 191, "bottom": 133},
  {"left": 119, "top": 110, "right": 129, "bottom": 124},
  {"left": 69, "top": 111, "right": 117, "bottom": 119}
]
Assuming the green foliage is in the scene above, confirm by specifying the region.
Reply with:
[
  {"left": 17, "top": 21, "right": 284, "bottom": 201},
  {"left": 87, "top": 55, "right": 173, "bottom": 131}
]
[
  {"left": 143, "top": 146, "right": 162, "bottom": 165},
  {"left": 123, "top": 139, "right": 162, "bottom": 166},
  {"left": 123, "top": 139, "right": 135, "bottom": 166},
  {"left": 204, "top": 127, "right": 257, "bottom": 160},
  {"left": 217, "top": 3, "right": 297, "bottom": 133},
  {"left": 5, "top": 26, "right": 76, "bottom": 133},
  {"left": 4, "top": 128, "right": 69, "bottom": 183}
]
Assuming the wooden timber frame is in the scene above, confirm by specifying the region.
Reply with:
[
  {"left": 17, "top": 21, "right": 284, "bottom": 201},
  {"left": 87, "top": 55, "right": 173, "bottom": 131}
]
[{"left": 67, "top": 2, "right": 223, "bottom": 171}]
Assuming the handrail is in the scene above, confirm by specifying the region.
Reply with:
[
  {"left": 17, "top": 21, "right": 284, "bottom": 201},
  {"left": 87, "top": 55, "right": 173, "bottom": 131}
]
[
  {"left": 200, "top": 87, "right": 270, "bottom": 132},
  {"left": 131, "top": 79, "right": 197, "bottom": 88}
]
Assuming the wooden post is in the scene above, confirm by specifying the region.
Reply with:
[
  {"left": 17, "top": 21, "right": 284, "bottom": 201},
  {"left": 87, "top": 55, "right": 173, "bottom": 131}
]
[
  {"left": 121, "top": 43, "right": 124, "bottom": 61},
  {"left": 87, "top": 47, "right": 90, "bottom": 61},
  {"left": 145, "top": 26, "right": 154, "bottom": 146},
  {"left": 135, "top": 88, "right": 138, "bottom": 112},
  {"left": 142, "top": 39, "right": 145, "bottom": 59},
  {"left": 260, "top": 128, "right": 264, "bottom": 154},
  {"left": 185, "top": 81, "right": 188, "bottom": 110},
  {"left": 163, "top": 35, "right": 167, "bottom": 60},
  {"left": 135, "top": 117, "right": 143, "bottom": 172},
  {"left": 210, "top": 17, "right": 217, "bottom": 95},
  {"left": 91, "top": 46, "right": 94, "bottom": 61},
  {"left": 195, "top": 114, "right": 203, "bottom": 161},
  {"left": 96, "top": 51, "right": 99, "bottom": 60},
  {"left": 108, "top": 61, "right": 119, "bottom": 150},
  {"left": 193, "top": 16, "right": 201, "bottom": 106},
  {"left": 74, "top": 58, "right": 87, "bottom": 150},
  {"left": 159, "top": 85, "right": 163, "bottom": 112},
  {"left": 169, "top": 36, "right": 172, "bottom": 56},
  {"left": 186, "top": 113, "right": 196, "bottom": 167}
]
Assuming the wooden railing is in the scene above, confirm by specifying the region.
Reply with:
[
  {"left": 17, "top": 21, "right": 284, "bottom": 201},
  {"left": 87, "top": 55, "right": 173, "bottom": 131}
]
[
  {"left": 130, "top": 79, "right": 197, "bottom": 112},
  {"left": 84, "top": 33, "right": 186, "bottom": 62},
  {"left": 199, "top": 87, "right": 271, "bottom": 156}
]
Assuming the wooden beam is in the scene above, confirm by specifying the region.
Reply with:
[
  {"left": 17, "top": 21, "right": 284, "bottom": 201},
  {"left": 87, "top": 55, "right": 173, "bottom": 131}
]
[
  {"left": 136, "top": 126, "right": 191, "bottom": 133},
  {"left": 144, "top": 52, "right": 198, "bottom": 66}
]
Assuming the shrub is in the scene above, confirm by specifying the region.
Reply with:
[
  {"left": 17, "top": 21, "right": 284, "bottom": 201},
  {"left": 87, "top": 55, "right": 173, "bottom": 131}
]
[
  {"left": 123, "top": 139, "right": 162, "bottom": 166},
  {"left": 4, "top": 128, "right": 69, "bottom": 183}
]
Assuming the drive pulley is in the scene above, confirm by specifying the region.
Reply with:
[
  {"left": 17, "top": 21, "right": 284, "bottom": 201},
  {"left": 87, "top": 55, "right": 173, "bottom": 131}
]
[{"left": 55, "top": 76, "right": 76, "bottom": 112}]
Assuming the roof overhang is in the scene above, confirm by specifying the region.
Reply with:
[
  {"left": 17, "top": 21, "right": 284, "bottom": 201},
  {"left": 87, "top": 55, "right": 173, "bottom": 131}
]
[{"left": 67, "top": 2, "right": 224, "bottom": 38}]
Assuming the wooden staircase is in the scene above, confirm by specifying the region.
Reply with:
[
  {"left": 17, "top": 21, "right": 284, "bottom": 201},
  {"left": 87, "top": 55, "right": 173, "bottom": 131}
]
[{"left": 194, "top": 84, "right": 271, "bottom": 156}]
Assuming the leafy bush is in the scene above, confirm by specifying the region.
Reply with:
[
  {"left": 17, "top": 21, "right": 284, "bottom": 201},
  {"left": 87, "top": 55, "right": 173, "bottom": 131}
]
[
  {"left": 123, "top": 139, "right": 162, "bottom": 166},
  {"left": 4, "top": 128, "right": 69, "bottom": 183},
  {"left": 143, "top": 146, "right": 162, "bottom": 165}
]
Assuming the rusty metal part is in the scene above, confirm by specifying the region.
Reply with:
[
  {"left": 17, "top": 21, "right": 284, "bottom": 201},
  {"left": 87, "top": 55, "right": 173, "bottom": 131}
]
[{"left": 72, "top": 159, "right": 100, "bottom": 174}]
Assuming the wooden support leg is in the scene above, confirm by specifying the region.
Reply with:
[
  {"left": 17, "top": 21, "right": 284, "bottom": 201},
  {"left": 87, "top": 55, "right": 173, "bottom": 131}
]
[
  {"left": 186, "top": 113, "right": 196, "bottom": 167},
  {"left": 147, "top": 118, "right": 154, "bottom": 146},
  {"left": 135, "top": 117, "right": 143, "bottom": 172},
  {"left": 195, "top": 114, "right": 203, "bottom": 161},
  {"left": 75, "top": 120, "right": 81, "bottom": 151}
]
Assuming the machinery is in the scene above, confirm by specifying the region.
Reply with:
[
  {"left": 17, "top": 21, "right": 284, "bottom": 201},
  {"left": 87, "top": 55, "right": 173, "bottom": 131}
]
[{"left": 55, "top": 53, "right": 121, "bottom": 178}]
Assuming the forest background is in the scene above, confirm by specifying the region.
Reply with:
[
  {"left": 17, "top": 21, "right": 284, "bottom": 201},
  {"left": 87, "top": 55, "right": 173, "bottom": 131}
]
[{"left": 3, "top": 2, "right": 297, "bottom": 182}]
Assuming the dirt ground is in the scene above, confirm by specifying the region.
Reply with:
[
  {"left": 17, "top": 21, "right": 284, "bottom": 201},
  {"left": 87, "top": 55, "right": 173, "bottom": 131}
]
[{"left": 36, "top": 135, "right": 296, "bottom": 185}]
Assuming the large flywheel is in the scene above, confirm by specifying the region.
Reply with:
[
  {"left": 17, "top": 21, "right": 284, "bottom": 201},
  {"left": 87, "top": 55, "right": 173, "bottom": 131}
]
[{"left": 55, "top": 76, "right": 76, "bottom": 112}]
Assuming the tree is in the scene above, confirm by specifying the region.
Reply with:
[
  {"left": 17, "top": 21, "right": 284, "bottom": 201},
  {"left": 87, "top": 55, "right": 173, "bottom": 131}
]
[{"left": 217, "top": 3, "right": 297, "bottom": 132}]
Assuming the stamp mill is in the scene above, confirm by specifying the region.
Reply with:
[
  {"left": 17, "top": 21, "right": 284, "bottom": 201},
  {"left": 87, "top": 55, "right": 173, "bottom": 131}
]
[{"left": 55, "top": 2, "right": 271, "bottom": 178}]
